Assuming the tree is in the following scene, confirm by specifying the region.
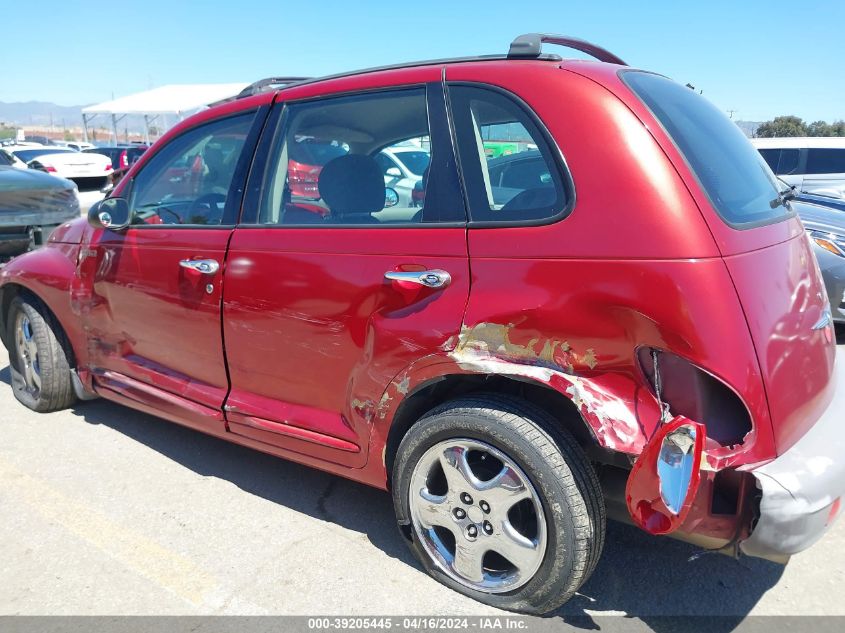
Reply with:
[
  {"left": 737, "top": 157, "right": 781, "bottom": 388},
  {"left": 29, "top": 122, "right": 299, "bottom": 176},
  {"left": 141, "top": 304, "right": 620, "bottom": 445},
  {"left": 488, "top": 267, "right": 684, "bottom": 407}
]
[
  {"left": 755, "top": 115, "right": 808, "bottom": 137},
  {"left": 830, "top": 121, "right": 845, "bottom": 137},
  {"left": 808, "top": 120, "right": 833, "bottom": 136}
]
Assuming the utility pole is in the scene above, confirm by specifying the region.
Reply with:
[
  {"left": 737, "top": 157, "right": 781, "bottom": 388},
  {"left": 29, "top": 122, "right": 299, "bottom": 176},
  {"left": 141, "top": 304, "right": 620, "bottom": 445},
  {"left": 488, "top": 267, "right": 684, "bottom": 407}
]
[{"left": 727, "top": 109, "right": 737, "bottom": 119}]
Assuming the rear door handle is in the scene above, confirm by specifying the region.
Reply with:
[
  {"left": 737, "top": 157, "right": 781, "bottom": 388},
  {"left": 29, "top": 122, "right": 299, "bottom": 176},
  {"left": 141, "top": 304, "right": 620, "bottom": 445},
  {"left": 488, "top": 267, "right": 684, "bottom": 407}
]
[
  {"left": 384, "top": 269, "right": 451, "bottom": 288},
  {"left": 179, "top": 259, "right": 220, "bottom": 274}
]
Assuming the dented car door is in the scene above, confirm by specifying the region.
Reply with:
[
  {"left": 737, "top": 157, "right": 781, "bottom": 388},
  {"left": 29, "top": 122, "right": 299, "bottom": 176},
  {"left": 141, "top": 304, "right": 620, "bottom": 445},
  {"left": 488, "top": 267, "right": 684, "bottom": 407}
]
[{"left": 221, "top": 79, "right": 470, "bottom": 467}]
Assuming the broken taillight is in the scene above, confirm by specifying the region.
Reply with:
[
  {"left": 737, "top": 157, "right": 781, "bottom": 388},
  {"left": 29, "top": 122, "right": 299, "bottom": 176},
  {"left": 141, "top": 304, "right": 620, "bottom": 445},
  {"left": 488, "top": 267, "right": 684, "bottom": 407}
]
[{"left": 626, "top": 415, "right": 706, "bottom": 535}]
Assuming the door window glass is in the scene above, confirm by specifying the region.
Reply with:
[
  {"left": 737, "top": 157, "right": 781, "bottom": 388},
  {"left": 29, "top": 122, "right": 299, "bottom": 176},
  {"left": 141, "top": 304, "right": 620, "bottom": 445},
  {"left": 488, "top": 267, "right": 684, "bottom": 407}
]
[
  {"left": 258, "top": 88, "right": 459, "bottom": 226},
  {"left": 128, "top": 113, "right": 254, "bottom": 226}
]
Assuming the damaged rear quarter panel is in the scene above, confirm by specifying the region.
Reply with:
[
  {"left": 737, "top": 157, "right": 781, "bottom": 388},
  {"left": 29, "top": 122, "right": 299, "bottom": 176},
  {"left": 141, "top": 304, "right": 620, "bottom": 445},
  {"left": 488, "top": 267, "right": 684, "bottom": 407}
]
[{"left": 374, "top": 257, "right": 777, "bottom": 473}]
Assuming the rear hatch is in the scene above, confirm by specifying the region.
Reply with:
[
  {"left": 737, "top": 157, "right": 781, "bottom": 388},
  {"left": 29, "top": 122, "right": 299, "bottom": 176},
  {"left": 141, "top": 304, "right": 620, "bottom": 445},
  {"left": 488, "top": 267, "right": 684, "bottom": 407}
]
[{"left": 623, "top": 71, "right": 837, "bottom": 454}]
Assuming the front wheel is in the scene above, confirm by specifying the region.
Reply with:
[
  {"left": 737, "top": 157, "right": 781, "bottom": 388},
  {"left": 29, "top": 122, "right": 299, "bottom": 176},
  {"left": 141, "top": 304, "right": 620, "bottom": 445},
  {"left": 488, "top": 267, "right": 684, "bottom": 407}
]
[
  {"left": 392, "top": 395, "right": 605, "bottom": 615},
  {"left": 6, "top": 295, "right": 76, "bottom": 412}
]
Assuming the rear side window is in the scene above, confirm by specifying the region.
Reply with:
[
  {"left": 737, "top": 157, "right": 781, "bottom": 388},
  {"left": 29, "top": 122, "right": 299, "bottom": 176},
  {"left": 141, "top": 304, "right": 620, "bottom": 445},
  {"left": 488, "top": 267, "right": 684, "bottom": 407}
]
[
  {"left": 448, "top": 85, "right": 569, "bottom": 224},
  {"left": 806, "top": 148, "right": 845, "bottom": 174},
  {"left": 624, "top": 72, "right": 789, "bottom": 227}
]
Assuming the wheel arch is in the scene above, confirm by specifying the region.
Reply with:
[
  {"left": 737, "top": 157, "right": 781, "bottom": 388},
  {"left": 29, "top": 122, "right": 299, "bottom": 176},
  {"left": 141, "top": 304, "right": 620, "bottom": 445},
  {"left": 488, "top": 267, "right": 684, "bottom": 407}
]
[
  {"left": 383, "top": 372, "right": 603, "bottom": 488},
  {"left": 0, "top": 282, "right": 77, "bottom": 368}
]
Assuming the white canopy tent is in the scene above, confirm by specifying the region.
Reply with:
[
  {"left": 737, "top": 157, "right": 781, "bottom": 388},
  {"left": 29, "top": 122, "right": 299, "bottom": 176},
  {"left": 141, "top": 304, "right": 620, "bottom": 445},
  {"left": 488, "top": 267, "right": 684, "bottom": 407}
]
[{"left": 81, "top": 83, "right": 249, "bottom": 144}]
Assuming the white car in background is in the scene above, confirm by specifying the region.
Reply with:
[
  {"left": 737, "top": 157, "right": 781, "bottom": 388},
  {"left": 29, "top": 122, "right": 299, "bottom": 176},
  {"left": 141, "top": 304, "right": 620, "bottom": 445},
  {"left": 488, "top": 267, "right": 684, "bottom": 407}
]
[
  {"left": 3, "top": 145, "right": 113, "bottom": 192},
  {"left": 375, "top": 145, "right": 430, "bottom": 207},
  {"left": 53, "top": 140, "right": 97, "bottom": 152},
  {"left": 752, "top": 137, "right": 845, "bottom": 199}
]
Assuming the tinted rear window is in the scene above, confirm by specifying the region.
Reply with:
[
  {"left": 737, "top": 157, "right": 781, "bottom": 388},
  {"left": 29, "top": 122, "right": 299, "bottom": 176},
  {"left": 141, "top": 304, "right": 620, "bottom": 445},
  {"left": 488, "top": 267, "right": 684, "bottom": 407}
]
[{"left": 624, "top": 72, "right": 789, "bottom": 227}]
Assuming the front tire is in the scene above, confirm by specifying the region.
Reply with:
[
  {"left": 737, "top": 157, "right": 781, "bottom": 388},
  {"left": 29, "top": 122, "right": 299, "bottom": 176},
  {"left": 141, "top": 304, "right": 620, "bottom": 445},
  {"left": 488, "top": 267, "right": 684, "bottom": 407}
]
[
  {"left": 6, "top": 295, "right": 76, "bottom": 412},
  {"left": 392, "top": 394, "right": 605, "bottom": 615}
]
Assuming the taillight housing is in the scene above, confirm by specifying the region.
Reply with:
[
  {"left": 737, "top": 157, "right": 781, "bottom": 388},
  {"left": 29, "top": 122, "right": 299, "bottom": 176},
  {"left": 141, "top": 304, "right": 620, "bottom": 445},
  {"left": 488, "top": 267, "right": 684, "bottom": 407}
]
[{"left": 637, "top": 347, "right": 752, "bottom": 449}]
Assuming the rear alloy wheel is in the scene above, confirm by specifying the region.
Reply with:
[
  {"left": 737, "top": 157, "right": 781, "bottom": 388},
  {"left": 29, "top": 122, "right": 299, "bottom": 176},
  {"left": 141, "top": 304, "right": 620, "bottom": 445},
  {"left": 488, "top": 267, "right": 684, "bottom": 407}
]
[
  {"left": 392, "top": 395, "right": 605, "bottom": 614},
  {"left": 408, "top": 438, "right": 547, "bottom": 593},
  {"left": 6, "top": 295, "right": 76, "bottom": 412}
]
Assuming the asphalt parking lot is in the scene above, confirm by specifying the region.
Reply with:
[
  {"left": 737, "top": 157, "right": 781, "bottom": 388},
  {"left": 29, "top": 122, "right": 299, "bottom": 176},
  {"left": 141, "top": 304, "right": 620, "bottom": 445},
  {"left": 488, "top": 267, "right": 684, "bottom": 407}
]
[{"left": 0, "top": 336, "right": 843, "bottom": 624}]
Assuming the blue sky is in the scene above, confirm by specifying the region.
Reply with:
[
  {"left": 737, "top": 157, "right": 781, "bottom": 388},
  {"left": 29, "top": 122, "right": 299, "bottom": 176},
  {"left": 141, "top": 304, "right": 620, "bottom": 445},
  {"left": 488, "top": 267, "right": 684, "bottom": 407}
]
[{"left": 2, "top": 0, "right": 843, "bottom": 122}]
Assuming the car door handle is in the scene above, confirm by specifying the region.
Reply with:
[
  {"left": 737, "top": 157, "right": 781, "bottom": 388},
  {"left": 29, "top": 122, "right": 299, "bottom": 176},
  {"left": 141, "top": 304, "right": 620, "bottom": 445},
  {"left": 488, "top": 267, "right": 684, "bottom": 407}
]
[
  {"left": 384, "top": 269, "right": 451, "bottom": 288},
  {"left": 179, "top": 259, "right": 220, "bottom": 274}
]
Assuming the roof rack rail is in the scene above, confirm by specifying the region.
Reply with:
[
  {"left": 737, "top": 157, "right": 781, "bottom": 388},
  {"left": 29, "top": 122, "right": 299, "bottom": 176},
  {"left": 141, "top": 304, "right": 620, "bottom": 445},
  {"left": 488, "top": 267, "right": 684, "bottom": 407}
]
[
  {"left": 237, "top": 76, "right": 312, "bottom": 99},
  {"left": 508, "top": 33, "right": 627, "bottom": 66}
]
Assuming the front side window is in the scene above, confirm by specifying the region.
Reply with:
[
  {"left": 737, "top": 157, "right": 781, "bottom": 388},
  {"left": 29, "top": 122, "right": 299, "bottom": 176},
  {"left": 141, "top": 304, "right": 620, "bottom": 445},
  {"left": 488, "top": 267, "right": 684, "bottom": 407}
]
[
  {"left": 258, "top": 88, "right": 449, "bottom": 226},
  {"left": 625, "top": 71, "right": 790, "bottom": 227},
  {"left": 806, "top": 148, "right": 845, "bottom": 175},
  {"left": 449, "top": 85, "right": 568, "bottom": 224},
  {"left": 128, "top": 113, "right": 254, "bottom": 226}
]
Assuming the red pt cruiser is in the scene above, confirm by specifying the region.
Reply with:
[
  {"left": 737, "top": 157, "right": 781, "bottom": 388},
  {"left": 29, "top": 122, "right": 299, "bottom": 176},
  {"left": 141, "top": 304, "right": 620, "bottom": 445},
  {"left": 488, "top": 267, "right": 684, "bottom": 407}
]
[{"left": 1, "top": 34, "right": 842, "bottom": 615}]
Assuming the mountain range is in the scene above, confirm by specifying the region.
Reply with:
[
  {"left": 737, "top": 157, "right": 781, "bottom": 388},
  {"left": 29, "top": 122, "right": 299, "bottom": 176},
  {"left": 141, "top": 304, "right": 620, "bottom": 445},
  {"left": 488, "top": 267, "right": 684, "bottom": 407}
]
[{"left": 0, "top": 101, "right": 150, "bottom": 132}]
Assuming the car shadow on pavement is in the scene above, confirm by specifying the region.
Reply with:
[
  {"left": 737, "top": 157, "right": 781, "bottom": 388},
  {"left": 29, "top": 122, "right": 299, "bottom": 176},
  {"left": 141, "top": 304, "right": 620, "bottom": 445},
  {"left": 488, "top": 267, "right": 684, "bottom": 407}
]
[
  {"left": 554, "top": 524, "right": 784, "bottom": 630},
  {"left": 0, "top": 367, "right": 784, "bottom": 629}
]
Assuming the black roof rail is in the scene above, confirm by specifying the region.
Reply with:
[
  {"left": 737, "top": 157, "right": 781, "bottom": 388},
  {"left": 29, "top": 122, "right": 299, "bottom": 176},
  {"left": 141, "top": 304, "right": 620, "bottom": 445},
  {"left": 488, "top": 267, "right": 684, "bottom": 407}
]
[
  {"left": 508, "top": 33, "right": 627, "bottom": 66},
  {"left": 237, "top": 76, "right": 312, "bottom": 99}
]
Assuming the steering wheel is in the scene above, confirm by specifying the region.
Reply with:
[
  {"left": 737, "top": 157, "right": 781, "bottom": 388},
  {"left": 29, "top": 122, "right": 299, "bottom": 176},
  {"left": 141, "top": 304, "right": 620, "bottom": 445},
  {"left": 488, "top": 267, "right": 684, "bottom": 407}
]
[
  {"left": 154, "top": 206, "right": 184, "bottom": 224},
  {"left": 187, "top": 193, "right": 227, "bottom": 225}
]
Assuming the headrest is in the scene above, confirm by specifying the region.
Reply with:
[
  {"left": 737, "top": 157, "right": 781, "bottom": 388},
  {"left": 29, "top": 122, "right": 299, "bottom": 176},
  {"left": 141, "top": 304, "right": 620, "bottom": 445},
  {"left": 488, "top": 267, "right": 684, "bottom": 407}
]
[
  {"left": 318, "top": 154, "right": 384, "bottom": 216},
  {"left": 203, "top": 145, "right": 224, "bottom": 168}
]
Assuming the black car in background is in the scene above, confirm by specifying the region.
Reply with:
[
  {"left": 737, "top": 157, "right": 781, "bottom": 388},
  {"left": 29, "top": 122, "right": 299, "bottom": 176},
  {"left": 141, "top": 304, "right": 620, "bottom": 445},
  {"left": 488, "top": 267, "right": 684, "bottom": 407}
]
[
  {"left": 0, "top": 166, "right": 80, "bottom": 261},
  {"left": 84, "top": 145, "right": 148, "bottom": 184}
]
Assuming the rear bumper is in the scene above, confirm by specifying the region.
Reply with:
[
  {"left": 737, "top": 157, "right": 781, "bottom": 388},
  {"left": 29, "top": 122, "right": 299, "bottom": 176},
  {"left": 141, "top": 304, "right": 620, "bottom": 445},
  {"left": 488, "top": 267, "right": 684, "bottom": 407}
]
[{"left": 740, "top": 346, "right": 845, "bottom": 562}]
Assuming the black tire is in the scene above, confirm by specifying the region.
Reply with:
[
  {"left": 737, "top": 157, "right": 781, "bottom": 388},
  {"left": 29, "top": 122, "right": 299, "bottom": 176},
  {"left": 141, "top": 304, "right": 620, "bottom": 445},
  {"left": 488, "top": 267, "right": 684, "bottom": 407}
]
[
  {"left": 6, "top": 295, "right": 76, "bottom": 412},
  {"left": 392, "top": 394, "right": 605, "bottom": 615}
]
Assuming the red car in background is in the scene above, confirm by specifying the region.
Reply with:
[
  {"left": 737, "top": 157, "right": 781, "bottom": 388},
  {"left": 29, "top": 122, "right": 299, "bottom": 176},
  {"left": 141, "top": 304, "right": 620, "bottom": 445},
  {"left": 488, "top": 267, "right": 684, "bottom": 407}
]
[
  {"left": 287, "top": 140, "right": 348, "bottom": 198},
  {"left": 1, "top": 33, "right": 842, "bottom": 615}
]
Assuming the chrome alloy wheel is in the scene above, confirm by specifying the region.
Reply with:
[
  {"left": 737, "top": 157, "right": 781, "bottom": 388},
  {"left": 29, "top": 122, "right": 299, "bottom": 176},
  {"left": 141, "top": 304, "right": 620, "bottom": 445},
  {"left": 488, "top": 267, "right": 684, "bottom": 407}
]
[
  {"left": 14, "top": 312, "right": 41, "bottom": 395},
  {"left": 408, "top": 438, "right": 547, "bottom": 593}
]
